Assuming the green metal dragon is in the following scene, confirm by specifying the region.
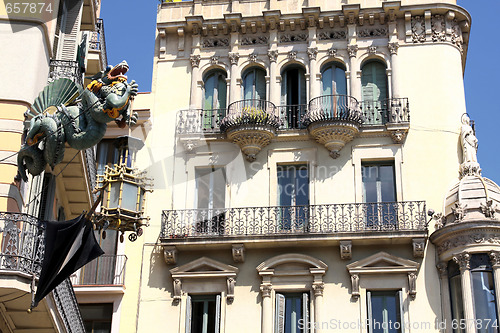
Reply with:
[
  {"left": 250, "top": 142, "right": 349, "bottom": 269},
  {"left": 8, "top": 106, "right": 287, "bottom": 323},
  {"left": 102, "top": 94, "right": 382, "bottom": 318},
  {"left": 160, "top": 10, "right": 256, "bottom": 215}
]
[{"left": 18, "top": 61, "right": 139, "bottom": 181}]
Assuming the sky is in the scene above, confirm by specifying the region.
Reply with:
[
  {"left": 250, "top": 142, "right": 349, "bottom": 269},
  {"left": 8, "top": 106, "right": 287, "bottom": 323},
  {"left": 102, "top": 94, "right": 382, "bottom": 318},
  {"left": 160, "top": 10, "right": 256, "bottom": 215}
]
[{"left": 101, "top": 0, "right": 500, "bottom": 181}]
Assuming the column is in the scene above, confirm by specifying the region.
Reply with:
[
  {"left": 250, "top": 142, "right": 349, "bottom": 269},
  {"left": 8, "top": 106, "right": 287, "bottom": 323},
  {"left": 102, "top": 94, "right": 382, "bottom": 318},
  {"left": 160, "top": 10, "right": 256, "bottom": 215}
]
[
  {"left": 313, "top": 282, "right": 324, "bottom": 333},
  {"left": 307, "top": 47, "right": 319, "bottom": 99},
  {"left": 189, "top": 54, "right": 201, "bottom": 108},
  {"left": 347, "top": 45, "right": 360, "bottom": 100},
  {"left": 453, "top": 252, "right": 476, "bottom": 333},
  {"left": 267, "top": 50, "right": 278, "bottom": 105},
  {"left": 489, "top": 251, "right": 500, "bottom": 325},
  {"left": 228, "top": 52, "right": 240, "bottom": 104},
  {"left": 260, "top": 284, "right": 273, "bottom": 333},
  {"left": 388, "top": 42, "right": 400, "bottom": 98},
  {"left": 437, "top": 262, "right": 453, "bottom": 333}
]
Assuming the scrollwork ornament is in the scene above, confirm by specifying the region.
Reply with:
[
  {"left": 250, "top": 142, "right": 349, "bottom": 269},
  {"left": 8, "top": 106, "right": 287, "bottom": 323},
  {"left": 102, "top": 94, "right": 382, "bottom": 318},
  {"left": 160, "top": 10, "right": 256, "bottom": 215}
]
[{"left": 190, "top": 54, "right": 201, "bottom": 68}]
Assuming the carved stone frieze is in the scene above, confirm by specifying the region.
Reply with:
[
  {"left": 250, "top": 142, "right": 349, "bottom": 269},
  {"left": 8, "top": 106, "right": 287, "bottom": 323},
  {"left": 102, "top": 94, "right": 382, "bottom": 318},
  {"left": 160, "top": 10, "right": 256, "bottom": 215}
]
[
  {"left": 228, "top": 52, "right": 240, "bottom": 65},
  {"left": 437, "top": 233, "right": 500, "bottom": 255},
  {"left": 358, "top": 27, "right": 388, "bottom": 38},
  {"left": 202, "top": 37, "right": 230, "bottom": 48},
  {"left": 279, "top": 33, "right": 308, "bottom": 43},
  {"left": 452, "top": 252, "right": 470, "bottom": 271},
  {"left": 451, "top": 19, "right": 463, "bottom": 50},
  {"left": 307, "top": 47, "right": 318, "bottom": 61},
  {"left": 241, "top": 35, "right": 269, "bottom": 46},
  {"left": 190, "top": 54, "right": 201, "bottom": 68},
  {"left": 318, "top": 30, "right": 346, "bottom": 40},
  {"left": 340, "top": 241, "right": 352, "bottom": 260},
  {"left": 164, "top": 246, "right": 178, "bottom": 265},
  {"left": 267, "top": 49, "right": 278, "bottom": 62},
  {"left": 347, "top": 45, "right": 358, "bottom": 58},
  {"left": 412, "top": 238, "right": 426, "bottom": 258},
  {"left": 431, "top": 15, "right": 446, "bottom": 42},
  {"left": 232, "top": 244, "right": 245, "bottom": 263},
  {"left": 411, "top": 16, "right": 425, "bottom": 43}
]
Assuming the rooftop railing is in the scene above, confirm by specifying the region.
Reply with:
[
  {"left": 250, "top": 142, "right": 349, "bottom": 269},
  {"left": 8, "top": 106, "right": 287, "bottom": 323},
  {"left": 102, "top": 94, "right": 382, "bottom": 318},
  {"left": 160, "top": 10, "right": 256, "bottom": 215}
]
[{"left": 161, "top": 201, "right": 427, "bottom": 239}]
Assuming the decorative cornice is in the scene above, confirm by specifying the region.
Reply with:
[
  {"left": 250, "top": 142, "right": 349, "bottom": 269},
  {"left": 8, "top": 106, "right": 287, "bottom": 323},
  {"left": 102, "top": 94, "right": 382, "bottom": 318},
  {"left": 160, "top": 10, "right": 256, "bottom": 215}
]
[{"left": 190, "top": 54, "right": 201, "bottom": 68}]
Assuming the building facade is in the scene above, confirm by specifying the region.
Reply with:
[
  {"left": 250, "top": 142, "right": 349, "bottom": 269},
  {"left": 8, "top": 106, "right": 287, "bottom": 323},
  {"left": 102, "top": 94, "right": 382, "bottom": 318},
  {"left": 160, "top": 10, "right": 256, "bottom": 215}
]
[{"left": 115, "top": 0, "right": 500, "bottom": 333}]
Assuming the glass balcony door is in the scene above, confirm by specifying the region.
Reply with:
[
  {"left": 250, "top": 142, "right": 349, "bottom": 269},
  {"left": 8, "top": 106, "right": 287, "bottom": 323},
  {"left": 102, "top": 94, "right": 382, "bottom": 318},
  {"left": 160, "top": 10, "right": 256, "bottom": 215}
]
[
  {"left": 203, "top": 70, "right": 227, "bottom": 130},
  {"left": 277, "top": 165, "right": 309, "bottom": 231},
  {"left": 321, "top": 63, "right": 347, "bottom": 118},
  {"left": 281, "top": 66, "right": 306, "bottom": 129},
  {"left": 195, "top": 167, "right": 226, "bottom": 235}
]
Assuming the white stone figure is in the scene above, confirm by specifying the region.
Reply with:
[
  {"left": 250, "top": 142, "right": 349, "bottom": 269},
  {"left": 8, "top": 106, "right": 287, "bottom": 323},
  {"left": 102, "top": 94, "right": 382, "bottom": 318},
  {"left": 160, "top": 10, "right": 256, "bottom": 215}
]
[{"left": 460, "top": 114, "right": 478, "bottom": 163}]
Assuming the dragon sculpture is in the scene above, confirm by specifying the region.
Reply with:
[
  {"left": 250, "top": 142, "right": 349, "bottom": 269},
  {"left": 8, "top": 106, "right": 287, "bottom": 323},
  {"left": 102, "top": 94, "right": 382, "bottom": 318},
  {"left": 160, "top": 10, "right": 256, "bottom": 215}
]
[{"left": 18, "top": 61, "right": 139, "bottom": 181}]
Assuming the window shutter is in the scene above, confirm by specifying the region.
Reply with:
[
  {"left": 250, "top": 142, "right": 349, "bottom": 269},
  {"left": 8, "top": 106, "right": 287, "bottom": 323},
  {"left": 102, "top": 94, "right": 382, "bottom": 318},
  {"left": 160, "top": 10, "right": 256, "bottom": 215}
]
[
  {"left": 256, "top": 69, "right": 267, "bottom": 100},
  {"left": 302, "top": 293, "right": 310, "bottom": 333},
  {"left": 217, "top": 74, "right": 227, "bottom": 110},
  {"left": 215, "top": 294, "right": 221, "bottom": 333},
  {"left": 299, "top": 68, "right": 307, "bottom": 104},
  {"left": 185, "top": 295, "right": 192, "bottom": 333},
  {"left": 397, "top": 290, "right": 405, "bottom": 333},
  {"left": 275, "top": 293, "right": 285, "bottom": 333},
  {"left": 367, "top": 291, "right": 373, "bottom": 333},
  {"left": 57, "top": 0, "right": 83, "bottom": 61}
]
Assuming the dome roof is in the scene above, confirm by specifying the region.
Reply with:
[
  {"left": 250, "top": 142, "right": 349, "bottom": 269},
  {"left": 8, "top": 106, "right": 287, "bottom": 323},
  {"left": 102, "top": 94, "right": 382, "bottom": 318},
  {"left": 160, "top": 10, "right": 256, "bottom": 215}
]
[{"left": 443, "top": 174, "right": 500, "bottom": 225}]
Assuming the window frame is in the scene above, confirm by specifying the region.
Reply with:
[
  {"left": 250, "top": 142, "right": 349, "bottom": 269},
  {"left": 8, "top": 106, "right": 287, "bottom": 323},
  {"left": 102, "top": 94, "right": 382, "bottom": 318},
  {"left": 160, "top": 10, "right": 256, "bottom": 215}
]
[
  {"left": 320, "top": 62, "right": 347, "bottom": 96},
  {"left": 242, "top": 67, "right": 267, "bottom": 100},
  {"left": 186, "top": 294, "right": 222, "bottom": 333},
  {"left": 275, "top": 292, "right": 310, "bottom": 333},
  {"left": 366, "top": 290, "right": 404, "bottom": 333}
]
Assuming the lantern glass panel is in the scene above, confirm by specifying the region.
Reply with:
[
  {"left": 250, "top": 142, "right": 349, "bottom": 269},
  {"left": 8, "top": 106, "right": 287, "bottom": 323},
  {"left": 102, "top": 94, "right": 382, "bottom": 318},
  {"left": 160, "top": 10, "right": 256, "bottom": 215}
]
[
  {"left": 139, "top": 188, "right": 145, "bottom": 212},
  {"left": 109, "top": 182, "right": 120, "bottom": 209},
  {"left": 122, "top": 181, "right": 139, "bottom": 212}
]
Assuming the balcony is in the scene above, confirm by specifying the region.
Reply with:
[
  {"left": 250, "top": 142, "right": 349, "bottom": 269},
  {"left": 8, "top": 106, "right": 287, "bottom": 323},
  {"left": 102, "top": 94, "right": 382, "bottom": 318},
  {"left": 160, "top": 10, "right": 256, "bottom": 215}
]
[
  {"left": 71, "top": 254, "right": 127, "bottom": 287},
  {"left": 87, "top": 18, "right": 108, "bottom": 77},
  {"left": 48, "top": 59, "right": 83, "bottom": 86},
  {"left": 304, "top": 95, "right": 363, "bottom": 158},
  {"left": 160, "top": 201, "right": 428, "bottom": 250},
  {"left": 220, "top": 99, "right": 280, "bottom": 161},
  {"left": 0, "top": 212, "right": 85, "bottom": 332}
]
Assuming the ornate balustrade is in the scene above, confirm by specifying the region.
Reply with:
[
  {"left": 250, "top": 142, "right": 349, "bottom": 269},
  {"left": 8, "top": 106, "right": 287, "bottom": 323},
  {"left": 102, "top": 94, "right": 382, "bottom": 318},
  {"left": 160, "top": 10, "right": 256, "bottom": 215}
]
[
  {"left": 71, "top": 254, "right": 127, "bottom": 286},
  {"left": 360, "top": 98, "right": 410, "bottom": 125},
  {"left": 161, "top": 201, "right": 427, "bottom": 239},
  {"left": 277, "top": 104, "right": 307, "bottom": 130},
  {"left": 89, "top": 18, "right": 108, "bottom": 69},
  {"left": 220, "top": 99, "right": 280, "bottom": 131},
  {"left": 304, "top": 95, "right": 363, "bottom": 126},
  {"left": 177, "top": 109, "right": 225, "bottom": 134}
]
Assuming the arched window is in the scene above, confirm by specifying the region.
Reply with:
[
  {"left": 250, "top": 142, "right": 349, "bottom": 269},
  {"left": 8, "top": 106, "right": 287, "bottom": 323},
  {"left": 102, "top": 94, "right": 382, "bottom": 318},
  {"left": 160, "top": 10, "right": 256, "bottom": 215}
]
[
  {"left": 242, "top": 67, "right": 266, "bottom": 100},
  {"left": 203, "top": 69, "right": 227, "bottom": 130},
  {"left": 321, "top": 62, "right": 347, "bottom": 96},
  {"left": 281, "top": 65, "right": 306, "bottom": 129},
  {"left": 361, "top": 60, "right": 388, "bottom": 104}
]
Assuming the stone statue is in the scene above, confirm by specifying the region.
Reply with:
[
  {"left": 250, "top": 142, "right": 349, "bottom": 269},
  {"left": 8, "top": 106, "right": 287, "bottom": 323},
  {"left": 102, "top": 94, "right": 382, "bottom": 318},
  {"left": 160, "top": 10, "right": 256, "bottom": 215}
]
[
  {"left": 18, "top": 61, "right": 138, "bottom": 181},
  {"left": 460, "top": 114, "right": 478, "bottom": 163}
]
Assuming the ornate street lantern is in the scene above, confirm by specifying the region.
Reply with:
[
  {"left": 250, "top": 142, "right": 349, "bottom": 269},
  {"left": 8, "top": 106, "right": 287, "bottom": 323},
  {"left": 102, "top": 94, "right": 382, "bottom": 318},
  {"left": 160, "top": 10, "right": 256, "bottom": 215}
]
[{"left": 93, "top": 136, "right": 152, "bottom": 242}]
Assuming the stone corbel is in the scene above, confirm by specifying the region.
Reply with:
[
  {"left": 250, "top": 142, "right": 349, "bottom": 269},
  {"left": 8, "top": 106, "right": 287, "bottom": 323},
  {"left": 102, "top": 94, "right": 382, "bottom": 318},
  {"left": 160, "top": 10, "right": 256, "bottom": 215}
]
[
  {"left": 408, "top": 272, "right": 417, "bottom": 299},
  {"left": 404, "top": 12, "right": 412, "bottom": 43},
  {"left": 177, "top": 27, "right": 185, "bottom": 52},
  {"left": 232, "top": 244, "right": 245, "bottom": 263},
  {"left": 340, "top": 241, "right": 352, "bottom": 260},
  {"left": 164, "top": 246, "right": 178, "bottom": 265},
  {"left": 227, "top": 277, "right": 236, "bottom": 303},
  {"left": 412, "top": 238, "right": 426, "bottom": 258},
  {"left": 389, "top": 129, "right": 408, "bottom": 143},
  {"left": 158, "top": 29, "right": 167, "bottom": 59},
  {"left": 173, "top": 278, "right": 182, "bottom": 304},
  {"left": 350, "top": 274, "right": 360, "bottom": 299},
  {"left": 424, "top": 10, "right": 432, "bottom": 42}
]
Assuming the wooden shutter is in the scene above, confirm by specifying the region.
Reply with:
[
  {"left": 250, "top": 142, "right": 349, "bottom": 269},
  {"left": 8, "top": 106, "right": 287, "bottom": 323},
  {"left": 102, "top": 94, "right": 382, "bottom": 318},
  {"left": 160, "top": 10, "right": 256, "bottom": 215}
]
[
  {"left": 398, "top": 290, "right": 405, "bottom": 333},
  {"left": 367, "top": 291, "right": 373, "bottom": 333},
  {"left": 275, "top": 293, "right": 285, "bottom": 333},
  {"left": 215, "top": 294, "right": 221, "bottom": 333},
  {"left": 255, "top": 69, "right": 267, "bottom": 100},
  {"left": 57, "top": 0, "right": 83, "bottom": 61},
  {"left": 185, "top": 295, "right": 192, "bottom": 333},
  {"left": 299, "top": 68, "right": 306, "bottom": 104},
  {"left": 302, "top": 293, "right": 310, "bottom": 333}
]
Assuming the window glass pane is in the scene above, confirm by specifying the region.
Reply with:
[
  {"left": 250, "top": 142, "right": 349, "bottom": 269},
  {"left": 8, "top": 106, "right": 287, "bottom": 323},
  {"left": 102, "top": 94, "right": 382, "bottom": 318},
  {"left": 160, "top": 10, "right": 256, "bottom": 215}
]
[
  {"left": 203, "top": 74, "right": 215, "bottom": 110},
  {"left": 255, "top": 68, "right": 266, "bottom": 100},
  {"left": 449, "top": 275, "right": 465, "bottom": 333},
  {"left": 243, "top": 70, "right": 255, "bottom": 100},
  {"left": 361, "top": 62, "right": 387, "bottom": 103},
  {"left": 191, "top": 296, "right": 217, "bottom": 333},
  {"left": 369, "top": 291, "right": 401, "bottom": 333},
  {"left": 321, "top": 67, "right": 332, "bottom": 96},
  {"left": 281, "top": 293, "right": 305, "bottom": 333},
  {"left": 472, "top": 271, "right": 498, "bottom": 333},
  {"left": 217, "top": 75, "right": 227, "bottom": 109},
  {"left": 334, "top": 67, "right": 347, "bottom": 95},
  {"left": 80, "top": 303, "right": 113, "bottom": 333}
]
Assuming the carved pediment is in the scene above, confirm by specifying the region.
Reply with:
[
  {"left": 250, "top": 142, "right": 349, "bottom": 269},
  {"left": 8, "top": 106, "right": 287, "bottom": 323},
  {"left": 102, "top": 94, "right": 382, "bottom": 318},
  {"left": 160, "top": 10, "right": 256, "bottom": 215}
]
[
  {"left": 347, "top": 251, "right": 419, "bottom": 274},
  {"left": 170, "top": 257, "right": 239, "bottom": 278}
]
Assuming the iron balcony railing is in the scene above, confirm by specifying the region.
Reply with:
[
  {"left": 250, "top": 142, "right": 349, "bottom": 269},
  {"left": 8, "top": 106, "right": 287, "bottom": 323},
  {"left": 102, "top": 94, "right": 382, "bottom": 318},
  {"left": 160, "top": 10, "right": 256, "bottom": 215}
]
[
  {"left": 84, "top": 147, "right": 98, "bottom": 202},
  {"left": 161, "top": 201, "right": 426, "bottom": 239},
  {"left": 89, "top": 18, "right": 108, "bottom": 69},
  {"left": 304, "top": 95, "right": 363, "bottom": 126},
  {"left": 360, "top": 98, "right": 410, "bottom": 125},
  {"left": 71, "top": 254, "right": 127, "bottom": 286},
  {"left": 177, "top": 109, "right": 226, "bottom": 134},
  {"left": 53, "top": 278, "right": 86, "bottom": 333},
  {"left": 48, "top": 59, "right": 83, "bottom": 87},
  {"left": 277, "top": 104, "right": 308, "bottom": 130},
  {"left": 220, "top": 99, "right": 280, "bottom": 131}
]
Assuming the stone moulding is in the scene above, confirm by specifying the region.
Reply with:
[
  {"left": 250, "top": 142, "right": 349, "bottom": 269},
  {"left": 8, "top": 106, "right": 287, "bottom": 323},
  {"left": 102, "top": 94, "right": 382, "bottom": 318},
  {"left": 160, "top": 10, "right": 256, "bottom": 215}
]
[
  {"left": 226, "top": 124, "right": 276, "bottom": 162},
  {"left": 307, "top": 120, "right": 360, "bottom": 158}
]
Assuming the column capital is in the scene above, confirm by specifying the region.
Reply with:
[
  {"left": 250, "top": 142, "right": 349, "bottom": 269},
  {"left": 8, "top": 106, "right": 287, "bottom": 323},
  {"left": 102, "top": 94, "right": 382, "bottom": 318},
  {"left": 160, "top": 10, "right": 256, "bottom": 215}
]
[
  {"left": 190, "top": 54, "right": 201, "bottom": 68},
  {"left": 347, "top": 44, "right": 359, "bottom": 58},
  {"left": 436, "top": 262, "right": 448, "bottom": 277},
  {"left": 312, "top": 282, "right": 324, "bottom": 296},
  {"left": 388, "top": 42, "right": 400, "bottom": 55},
  {"left": 260, "top": 284, "right": 272, "bottom": 298},
  {"left": 490, "top": 251, "right": 500, "bottom": 268},
  {"left": 453, "top": 252, "right": 470, "bottom": 272},
  {"left": 267, "top": 49, "right": 278, "bottom": 62},
  {"left": 307, "top": 47, "right": 318, "bottom": 61},
  {"left": 228, "top": 52, "right": 240, "bottom": 65}
]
